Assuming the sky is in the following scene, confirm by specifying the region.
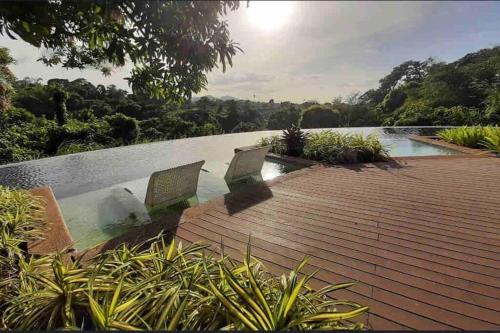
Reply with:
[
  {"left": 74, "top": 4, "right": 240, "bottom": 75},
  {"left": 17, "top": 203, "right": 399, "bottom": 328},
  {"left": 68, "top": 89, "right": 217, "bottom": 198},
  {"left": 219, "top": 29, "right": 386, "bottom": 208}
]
[{"left": 2, "top": 1, "right": 500, "bottom": 103}]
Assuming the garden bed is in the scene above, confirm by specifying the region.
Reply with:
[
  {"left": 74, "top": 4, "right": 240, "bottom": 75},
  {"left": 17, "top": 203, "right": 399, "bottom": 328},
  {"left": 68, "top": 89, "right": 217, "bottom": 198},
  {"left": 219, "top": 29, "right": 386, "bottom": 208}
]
[{"left": 259, "top": 127, "right": 389, "bottom": 166}]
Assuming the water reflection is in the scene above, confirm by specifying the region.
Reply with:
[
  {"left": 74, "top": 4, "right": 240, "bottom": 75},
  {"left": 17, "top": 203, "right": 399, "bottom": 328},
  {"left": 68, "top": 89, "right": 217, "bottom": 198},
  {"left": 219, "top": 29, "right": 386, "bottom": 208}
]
[
  {"left": 0, "top": 127, "right": 455, "bottom": 199},
  {"left": 58, "top": 159, "right": 295, "bottom": 250}
]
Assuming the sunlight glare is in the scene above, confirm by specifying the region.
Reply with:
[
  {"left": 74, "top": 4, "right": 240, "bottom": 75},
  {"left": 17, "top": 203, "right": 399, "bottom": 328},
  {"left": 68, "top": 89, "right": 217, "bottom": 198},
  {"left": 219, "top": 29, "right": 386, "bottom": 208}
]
[{"left": 247, "top": 1, "right": 295, "bottom": 31}]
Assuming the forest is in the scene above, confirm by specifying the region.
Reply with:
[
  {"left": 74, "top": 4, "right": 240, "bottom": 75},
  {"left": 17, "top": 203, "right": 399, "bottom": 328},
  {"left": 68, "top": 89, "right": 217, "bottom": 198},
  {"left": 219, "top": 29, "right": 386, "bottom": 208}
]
[{"left": 1, "top": 45, "right": 500, "bottom": 165}]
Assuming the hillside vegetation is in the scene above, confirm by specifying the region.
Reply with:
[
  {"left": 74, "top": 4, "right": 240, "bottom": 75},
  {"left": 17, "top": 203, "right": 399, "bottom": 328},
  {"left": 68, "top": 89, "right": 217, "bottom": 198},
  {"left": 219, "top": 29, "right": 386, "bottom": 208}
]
[{"left": 0, "top": 46, "right": 499, "bottom": 165}]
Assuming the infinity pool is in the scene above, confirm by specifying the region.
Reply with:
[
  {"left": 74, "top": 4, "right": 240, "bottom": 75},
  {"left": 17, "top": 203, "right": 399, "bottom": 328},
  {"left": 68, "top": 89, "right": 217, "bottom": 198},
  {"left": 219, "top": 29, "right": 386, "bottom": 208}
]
[{"left": 0, "top": 127, "right": 459, "bottom": 250}]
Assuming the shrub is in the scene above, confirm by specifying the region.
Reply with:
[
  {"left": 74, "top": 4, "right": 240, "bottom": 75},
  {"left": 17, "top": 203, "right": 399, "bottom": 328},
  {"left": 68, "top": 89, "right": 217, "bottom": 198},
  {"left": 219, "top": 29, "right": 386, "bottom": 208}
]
[
  {"left": 45, "top": 119, "right": 96, "bottom": 154},
  {"left": 267, "top": 106, "right": 301, "bottom": 130},
  {"left": 481, "top": 131, "right": 500, "bottom": 154},
  {"left": 282, "top": 125, "right": 307, "bottom": 156},
  {"left": 0, "top": 107, "right": 35, "bottom": 125},
  {"left": 105, "top": 113, "right": 140, "bottom": 144},
  {"left": 0, "top": 186, "right": 44, "bottom": 275},
  {"left": 438, "top": 126, "right": 500, "bottom": 153},
  {"left": 72, "top": 108, "right": 97, "bottom": 122},
  {"left": 300, "top": 105, "right": 340, "bottom": 128},
  {"left": 0, "top": 187, "right": 368, "bottom": 330},
  {"left": 56, "top": 141, "right": 105, "bottom": 156},
  {"left": 437, "top": 126, "right": 499, "bottom": 148},
  {"left": 258, "top": 135, "right": 286, "bottom": 155},
  {"left": 303, "top": 131, "right": 388, "bottom": 164}
]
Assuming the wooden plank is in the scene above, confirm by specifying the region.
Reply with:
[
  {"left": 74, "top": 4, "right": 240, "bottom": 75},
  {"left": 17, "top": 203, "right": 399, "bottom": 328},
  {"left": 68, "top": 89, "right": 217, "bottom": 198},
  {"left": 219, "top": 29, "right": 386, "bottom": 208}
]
[
  {"left": 28, "top": 186, "right": 74, "bottom": 255},
  {"left": 170, "top": 156, "right": 500, "bottom": 330}
]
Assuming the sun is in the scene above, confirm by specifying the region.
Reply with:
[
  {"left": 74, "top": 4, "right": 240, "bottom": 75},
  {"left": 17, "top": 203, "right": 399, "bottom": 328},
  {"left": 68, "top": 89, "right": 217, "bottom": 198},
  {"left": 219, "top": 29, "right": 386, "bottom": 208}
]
[{"left": 247, "top": 1, "right": 295, "bottom": 31}]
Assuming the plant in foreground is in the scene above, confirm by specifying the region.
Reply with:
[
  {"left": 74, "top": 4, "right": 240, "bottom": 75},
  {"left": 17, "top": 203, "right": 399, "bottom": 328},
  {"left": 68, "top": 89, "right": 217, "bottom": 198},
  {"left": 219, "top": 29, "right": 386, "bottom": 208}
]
[
  {"left": 0, "top": 187, "right": 368, "bottom": 330},
  {"left": 1, "top": 239, "right": 368, "bottom": 330}
]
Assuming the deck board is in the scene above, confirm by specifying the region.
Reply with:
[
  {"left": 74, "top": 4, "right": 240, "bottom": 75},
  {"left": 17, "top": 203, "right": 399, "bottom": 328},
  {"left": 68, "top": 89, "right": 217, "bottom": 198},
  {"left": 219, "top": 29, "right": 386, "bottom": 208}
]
[{"left": 169, "top": 156, "right": 500, "bottom": 330}]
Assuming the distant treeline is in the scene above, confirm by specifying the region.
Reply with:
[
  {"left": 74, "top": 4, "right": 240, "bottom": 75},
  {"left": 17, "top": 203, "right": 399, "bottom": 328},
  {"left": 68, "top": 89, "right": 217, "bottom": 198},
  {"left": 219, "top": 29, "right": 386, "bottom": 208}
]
[{"left": 0, "top": 46, "right": 499, "bottom": 165}]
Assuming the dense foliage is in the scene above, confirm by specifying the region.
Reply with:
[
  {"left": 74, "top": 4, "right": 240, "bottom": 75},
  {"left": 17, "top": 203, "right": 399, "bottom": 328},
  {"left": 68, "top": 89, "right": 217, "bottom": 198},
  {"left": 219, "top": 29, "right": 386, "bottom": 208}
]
[
  {"left": 0, "top": 186, "right": 43, "bottom": 273},
  {"left": 303, "top": 131, "right": 388, "bottom": 164},
  {"left": 363, "top": 48, "right": 500, "bottom": 126},
  {"left": 0, "top": 187, "right": 368, "bottom": 330},
  {"left": 1, "top": 45, "right": 500, "bottom": 165},
  {"left": 0, "top": 1, "right": 240, "bottom": 101},
  {"left": 438, "top": 126, "right": 500, "bottom": 153},
  {"left": 260, "top": 128, "right": 388, "bottom": 164}
]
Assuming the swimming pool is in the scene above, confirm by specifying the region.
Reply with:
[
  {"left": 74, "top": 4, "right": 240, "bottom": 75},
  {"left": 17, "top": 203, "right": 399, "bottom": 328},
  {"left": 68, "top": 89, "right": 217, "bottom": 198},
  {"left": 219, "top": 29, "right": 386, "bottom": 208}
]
[{"left": 0, "top": 127, "right": 459, "bottom": 250}]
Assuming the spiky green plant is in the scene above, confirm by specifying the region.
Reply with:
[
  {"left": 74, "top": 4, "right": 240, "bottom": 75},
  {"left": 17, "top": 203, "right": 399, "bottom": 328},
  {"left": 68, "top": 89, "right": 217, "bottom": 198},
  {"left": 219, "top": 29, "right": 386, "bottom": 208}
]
[
  {"left": 2, "top": 236, "right": 368, "bottom": 330},
  {"left": 0, "top": 187, "right": 368, "bottom": 330},
  {"left": 0, "top": 186, "right": 45, "bottom": 295},
  {"left": 481, "top": 130, "right": 500, "bottom": 154},
  {"left": 207, "top": 244, "right": 368, "bottom": 330},
  {"left": 281, "top": 125, "right": 307, "bottom": 157}
]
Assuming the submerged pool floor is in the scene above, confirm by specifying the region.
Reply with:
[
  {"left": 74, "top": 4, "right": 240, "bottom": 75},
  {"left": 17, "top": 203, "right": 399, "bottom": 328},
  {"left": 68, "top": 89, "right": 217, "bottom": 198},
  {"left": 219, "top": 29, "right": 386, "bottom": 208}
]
[{"left": 59, "top": 159, "right": 300, "bottom": 250}]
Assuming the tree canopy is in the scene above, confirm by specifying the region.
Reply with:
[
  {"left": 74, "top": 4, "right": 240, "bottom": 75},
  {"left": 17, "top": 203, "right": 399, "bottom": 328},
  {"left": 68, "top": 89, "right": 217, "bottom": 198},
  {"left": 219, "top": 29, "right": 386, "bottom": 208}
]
[{"left": 0, "top": 1, "right": 240, "bottom": 102}]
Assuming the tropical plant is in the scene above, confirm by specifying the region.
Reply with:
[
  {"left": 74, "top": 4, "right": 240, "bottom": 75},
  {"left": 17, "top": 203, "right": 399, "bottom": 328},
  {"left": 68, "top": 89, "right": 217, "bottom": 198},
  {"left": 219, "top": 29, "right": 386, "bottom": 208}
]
[
  {"left": 0, "top": 1, "right": 241, "bottom": 101},
  {"left": 481, "top": 131, "right": 500, "bottom": 154},
  {"left": 0, "top": 186, "right": 44, "bottom": 269},
  {"left": 437, "top": 126, "right": 500, "bottom": 149},
  {"left": 281, "top": 125, "right": 307, "bottom": 156},
  {"left": 303, "top": 131, "right": 388, "bottom": 164},
  {"left": 206, "top": 244, "right": 368, "bottom": 330},
  {"left": 258, "top": 135, "right": 286, "bottom": 155},
  {"left": 0, "top": 186, "right": 368, "bottom": 331}
]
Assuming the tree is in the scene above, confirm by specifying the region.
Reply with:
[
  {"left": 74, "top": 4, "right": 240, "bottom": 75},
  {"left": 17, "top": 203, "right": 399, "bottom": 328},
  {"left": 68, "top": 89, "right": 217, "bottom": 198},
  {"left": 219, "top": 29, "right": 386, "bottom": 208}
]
[
  {"left": 105, "top": 113, "right": 139, "bottom": 144},
  {"left": 267, "top": 106, "right": 301, "bottom": 129},
  {"left": 378, "top": 59, "right": 436, "bottom": 96},
  {"left": 0, "top": 1, "right": 240, "bottom": 102},
  {"left": 485, "top": 89, "right": 500, "bottom": 124},
  {"left": 219, "top": 100, "right": 240, "bottom": 132},
  {"left": 301, "top": 105, "right": 340, "bottom": 128},
  {"left": 50, "top": 86, "right": 68, "bottom": 126},
  {"left": 0, "top": 47, "right": 15, "bottom": 112}
]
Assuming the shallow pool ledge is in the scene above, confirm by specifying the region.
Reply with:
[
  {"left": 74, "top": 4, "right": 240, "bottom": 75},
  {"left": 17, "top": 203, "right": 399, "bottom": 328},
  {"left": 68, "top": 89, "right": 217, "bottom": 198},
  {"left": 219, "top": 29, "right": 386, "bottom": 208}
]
[{"left": 28, "top": 186, "right": 75, "bottom": 255}]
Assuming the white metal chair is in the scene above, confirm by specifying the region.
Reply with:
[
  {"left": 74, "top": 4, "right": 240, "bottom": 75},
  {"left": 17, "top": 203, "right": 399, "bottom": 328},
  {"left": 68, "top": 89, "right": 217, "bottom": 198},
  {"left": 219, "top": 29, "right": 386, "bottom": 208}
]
[
  {"left": 224, "top": 146, "right": 271, "bottom": 183},
  {"left": 144, "top": 160, "right": 205, "bottom": 208}
]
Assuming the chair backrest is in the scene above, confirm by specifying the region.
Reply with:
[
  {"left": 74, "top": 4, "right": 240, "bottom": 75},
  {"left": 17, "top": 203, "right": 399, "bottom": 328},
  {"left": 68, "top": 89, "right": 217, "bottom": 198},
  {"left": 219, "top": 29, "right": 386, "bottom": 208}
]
[
  {"left": 144, "top": 160, "right": 205, "bottom": 208},
  {"left": 224, "top": 146, "right": 271, "bottom": 183}
]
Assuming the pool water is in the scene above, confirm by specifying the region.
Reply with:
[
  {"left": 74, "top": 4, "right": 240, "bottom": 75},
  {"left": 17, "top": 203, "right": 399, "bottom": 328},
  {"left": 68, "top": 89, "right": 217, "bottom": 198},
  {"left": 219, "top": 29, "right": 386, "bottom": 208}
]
[
  {"left": 0, "top": 126, "right": 459, "bottom": 250},
  {"left": 58, "top": 159, "right": 299, "bottom": 250}
]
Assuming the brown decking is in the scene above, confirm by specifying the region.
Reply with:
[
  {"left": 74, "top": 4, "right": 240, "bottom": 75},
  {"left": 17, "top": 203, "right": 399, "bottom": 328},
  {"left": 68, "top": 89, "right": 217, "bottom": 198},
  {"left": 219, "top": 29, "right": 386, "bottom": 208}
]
[
  {"left": 28, "top": 186, "right": 74, "bottom": 255},
  {"left": 167, "top": 156, "right": 500, "bottom": 330}
]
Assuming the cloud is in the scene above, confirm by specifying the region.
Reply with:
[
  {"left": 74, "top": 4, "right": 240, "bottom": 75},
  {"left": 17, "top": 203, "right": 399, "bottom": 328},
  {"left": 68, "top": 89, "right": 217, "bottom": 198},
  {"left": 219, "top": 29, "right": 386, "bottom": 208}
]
[{"left": 210, "top": 72, "right": 275, "bottom": 86}]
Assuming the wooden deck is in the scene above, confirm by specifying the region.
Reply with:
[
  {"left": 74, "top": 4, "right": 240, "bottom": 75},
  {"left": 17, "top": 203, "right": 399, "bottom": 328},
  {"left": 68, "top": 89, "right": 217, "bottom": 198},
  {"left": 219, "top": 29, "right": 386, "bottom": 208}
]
[{"left": 169, "top": 156, "right": 500, "bottom": 330}]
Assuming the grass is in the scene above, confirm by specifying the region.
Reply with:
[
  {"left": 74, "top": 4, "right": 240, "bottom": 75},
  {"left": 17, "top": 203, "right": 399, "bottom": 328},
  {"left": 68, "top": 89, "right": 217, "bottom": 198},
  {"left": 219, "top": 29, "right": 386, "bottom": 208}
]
[
  {"left": 437, "top": 126, "right": 500, "bottom": 153},
  {"left": 0, "top": 187, "right": 368, "bottom": 330}
]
